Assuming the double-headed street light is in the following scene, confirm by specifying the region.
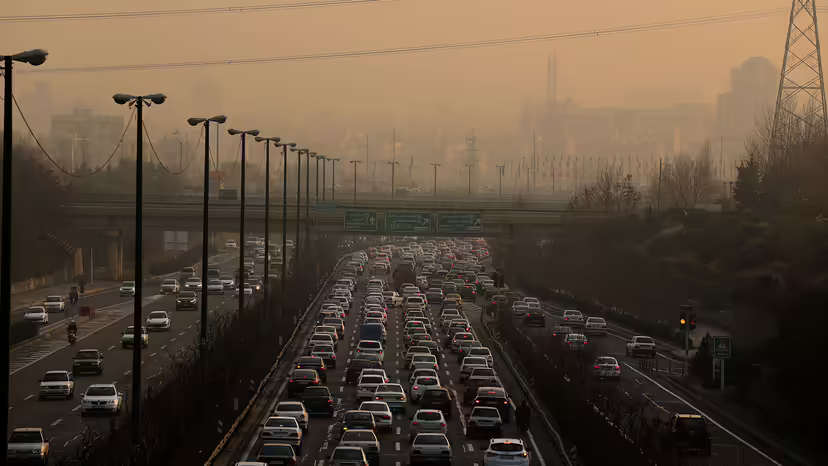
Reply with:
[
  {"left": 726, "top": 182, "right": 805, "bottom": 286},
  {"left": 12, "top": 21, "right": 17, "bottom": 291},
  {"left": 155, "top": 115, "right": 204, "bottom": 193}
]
[
  {"left": 330, "top": 158, "right": 340, "bottom": 202},
  {"left": 227, "top": 128, "right": 259, "bottom": 317},
  {"left": 320, "top": 156, "right": 329, "bottom": 202},
  {"left": 465, "top": 164, "right": 474, "bottom": 197},
  {"left": 113, "top": 92, "right": 167, "bottom": 448},
  {"left": 290, "top": 148, "right": 308, "bottom": 255},
  {"left": 1, "top": 47, "right": 48, "bottom": 458},
  {"left": 187, "top": 115, "right": 227, "bottom": 368},
  {"left": 430, "top": 163, "right": 441, "bottom": 197},
  {"left": 495, "top": 164, "right": 505, "bottom": 198},
  {"left": 253, "top": 136, "right": 280, "bottom": 311},
  {"left": 275, "top": 141, "right": 296, "bottom": 292},
  {"left": 388, "top": 161, "right": 400, "bottom": 199},
  {"left": 350, "top": 160, "right": 362, "bottom": 203},
  {"left": 311, "top": 154, "right": 321, "bottom": 208}
]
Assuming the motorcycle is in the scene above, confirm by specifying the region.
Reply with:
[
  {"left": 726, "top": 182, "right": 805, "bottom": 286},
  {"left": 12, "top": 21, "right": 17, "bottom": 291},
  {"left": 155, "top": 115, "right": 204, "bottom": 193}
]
[{"left": 68, "top": 330, "right": 77, "bottom": 345}]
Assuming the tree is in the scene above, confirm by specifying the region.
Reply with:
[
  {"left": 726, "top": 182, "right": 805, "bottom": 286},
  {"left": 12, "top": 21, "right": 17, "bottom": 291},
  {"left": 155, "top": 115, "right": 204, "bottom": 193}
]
[{"left": 733, "top": 153, "right": 761, "bottom": 209}]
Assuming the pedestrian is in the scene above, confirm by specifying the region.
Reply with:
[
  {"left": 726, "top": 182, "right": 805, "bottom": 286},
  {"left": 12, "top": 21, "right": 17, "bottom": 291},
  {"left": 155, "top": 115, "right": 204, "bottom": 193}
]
[{"left": 515, "top": 400, "right": 530, "bottom": 434}]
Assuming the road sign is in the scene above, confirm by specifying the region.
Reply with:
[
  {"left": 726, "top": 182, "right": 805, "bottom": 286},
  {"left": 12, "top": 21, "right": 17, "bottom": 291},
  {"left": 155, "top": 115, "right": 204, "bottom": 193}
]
[
  {"left": 437, "top": 212, "right": 482, "bottom": 233},
  {"left": 386, "top": 212, "right": 432, "bottom": 233},
  {"left": 712, "top": 336, "right": 731, "bottom": 359},
  {"left": 344, "top": 211, "right": 378, "bottom": 232}
]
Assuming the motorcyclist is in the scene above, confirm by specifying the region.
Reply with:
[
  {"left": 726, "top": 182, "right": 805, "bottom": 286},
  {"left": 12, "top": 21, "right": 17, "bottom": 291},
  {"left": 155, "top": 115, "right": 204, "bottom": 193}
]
[
  {"left": 69, "top": 287, "right": 79, "bottom": 304},
  {"left": 515, "top": 400, "right": 530, "bottom": 434},
  {"left": 67, "top": 320, "right": 78, "bottom": 335}
]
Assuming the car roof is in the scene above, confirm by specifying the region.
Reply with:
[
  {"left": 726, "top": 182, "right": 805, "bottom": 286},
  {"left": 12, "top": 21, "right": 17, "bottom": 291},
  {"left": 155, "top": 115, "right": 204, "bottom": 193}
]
[{"left": 13, "top": 427, "right": 43, "bottom": 433}]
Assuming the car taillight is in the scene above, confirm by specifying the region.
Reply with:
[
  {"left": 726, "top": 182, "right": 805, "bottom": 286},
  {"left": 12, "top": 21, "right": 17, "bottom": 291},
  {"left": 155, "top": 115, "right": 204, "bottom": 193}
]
[
  {"left": 312, "top": 380, "right": 319, "bottom": 384},
  {"left": 441, "top": 422, "right": 446, "bottom": 427},
  {"left": 584, "top": 341, "right": 588, "bottom": 344},
  {"left": 593, "top": 365, "right": 600, "bottom": 369},
  {"left": 616, "top": 366, "right": 621, "bottom": 370},
  {"left": 564, "top": 317, "right": 569, "bottom": 320},
  {"left": 412, "top": 421, "right": 418, "bottom": 425},
  {"left": 400, "top": 397, "right": 405, "bottom": 400},
  {"left": 475, "top": 400, "right": 480, "bottom": 404},
  {"left": 328, "top": 399, "right": 333, "bottom": 403},
  {"left": 504, "top": 401, "right": 509, "bottom": 405},
  {"left": 382, "top": 414, "right": 390, "bottom": 419},
  {"left": 289, "top": 379, "right": 294, "bottom": 382},
  {"left": 413, "top": 386, "right": 419, "bottom": 390}
]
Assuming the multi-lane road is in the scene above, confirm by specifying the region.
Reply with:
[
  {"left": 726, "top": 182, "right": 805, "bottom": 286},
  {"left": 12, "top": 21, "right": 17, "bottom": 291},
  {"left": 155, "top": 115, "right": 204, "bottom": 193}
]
[{"left": 7, "top": 251, "right": 246, "bottom": 457}]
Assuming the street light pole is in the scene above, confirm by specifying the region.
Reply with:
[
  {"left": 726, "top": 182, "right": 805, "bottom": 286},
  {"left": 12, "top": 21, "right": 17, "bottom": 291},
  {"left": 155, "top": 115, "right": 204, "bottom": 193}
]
[
  {"left": 254, "top": 136, "right": 281, "bottom": 311},
  {"left": 430, "top": 163, "right": 441, "bottom": 197},
  {"left": 313, "top": 155, "right": 320, "bottom": 208},
  {"left": 350, "top": 160, "right": 362, "bottom": 203},
  {"left": 291, "top": 148, "right": 307, "bottom": 260},
  {"left": 187, "top": 115, "right": 227, "bottom": 370},
  {"left": 495, "top": 164, "right": 505, "bottom": 198},
  {"left": 331, "top": 158, "right": 340, "bottom": 202},
  {"left": 228, "top": 128, "right": 260, "bottom": 317},
  {"left": 113, "top": 92, "right": 167, "bottom": 450},
  {"left": 322, "top": 157, "right": 328, "bottom": 202},
  {"left": 276, "top": 142, "right": 296, "bottom": 292},
  {"left": 465, "top": 164, "right": 474, "bottom": 197},
  {"left": 388, "top": 161, "right": 399, "bottom": 199},
  {"left": 1, "top": 48, "right": 48, "bottom": 458}
]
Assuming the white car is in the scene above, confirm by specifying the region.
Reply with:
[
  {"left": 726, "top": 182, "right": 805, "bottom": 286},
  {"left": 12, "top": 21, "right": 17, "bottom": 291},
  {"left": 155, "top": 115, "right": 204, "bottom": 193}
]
[
  {"left": 409, "top": 409, "right": 447, "bottom": 442},
  {"left": 314, "top": 326, "right": 339, "bottom": 344},
  {"left": 355, "top": 340, "right": 384, "bottom": 362},
  {"left": 160, "top": 279, "right": 180, "bottom": 294},
  {"left": 409, "top": 375, "right": 441, "bottom": 402},
  {"left": 585, "top": 317, "right": 608, "bottom": 335},
  {"left": 459, "top": 357, "right": 490, "bottom": 382},
  {"left": 219, "top": 275, "right": 235, "bottom": 290},
  {"left": 467, "top": 347, "right": 494, "bottom": 366},
  {"left": 235, "top": 283, "right": 253, "bottom": 296},
  {"left": 357, "top": 374, "right": 386, "bottom": 400},
  {"left": 225, "top": 239, "right": 237, "bottom": 248},
  {"left": 43, "top": 295, "right": 65, "bottom": 312},
  {"left": 273, "top": 401, "right": 309, "bottom": 432},
  {"left": 593, "top": 356, "right": 621, "bottom": 380},
  {"left": 410, "top": 354, "right": 439, "bottom": 372},
  {"left": 310, "top": 344, "right": 337, "bottom": 369},
  {"left": 81, "top": 384, "right": 122, "bottom": 415},
  {"left": 626, "top": 335, "right": 657, "bottom": 358},
  {"left": 145, "top": 310, "right": 171, "bottom": 331},
  {"left": 359, "top": 401, "right": 393, "bottom": 432},
  {"left": 373, "top": 383, "right": 406, "bottom": 412},
  {"left": 483, "top": 438, "right": 531, "bottom": 466},
  {"left": 39, "top": 370, "right": 74, "bottom": 399},
  {"left": 119, "top": 281, "right": 136, "bottom": 297},
  {"left": 329, "top": 446, "right": 370, "bottom": 466},
  {"left": 184, "top": 277, "right": 202, "bottom": 291},
  {"left": 468, "top": 407, "right": 503, "bottom": 437},
  {"left": 24, "top": 306, "right": 48, "bottom": 324},
  {"left": 207, "top": 279, "right": 224, "bottom": 294},
  {"left": 562, "top": 309, "right": 585, "bottom": 326},
  {"left": 338, "top": 430, "right": 379, "bottom": 463},
  {"left": 410, "top": 433, "right": 452, "bottom": 464},
  {"left": 261, "top": 416, "right": 302, "bottom": 453},
  {"left": 405, "top": 346, "right": 432, "bottom": 366},
  {"left": 409, "top": 368, "right": 439, "bottom": 385},
  {"left": 309, "top": 333, "right": 337, "bottom": 350},
  {"left": 524, "top": 297, "right": 540, "bottom": 307}
]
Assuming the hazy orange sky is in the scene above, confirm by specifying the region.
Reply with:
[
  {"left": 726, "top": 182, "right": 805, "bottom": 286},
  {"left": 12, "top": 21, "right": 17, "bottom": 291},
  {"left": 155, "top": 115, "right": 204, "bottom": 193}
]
[{"left": 2, "top": 0, "right": 823, "bottom": 159}]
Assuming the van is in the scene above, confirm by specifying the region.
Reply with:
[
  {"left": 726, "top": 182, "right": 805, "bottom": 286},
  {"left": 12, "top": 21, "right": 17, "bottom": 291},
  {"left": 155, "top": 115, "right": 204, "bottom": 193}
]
[{"left": 359, "top": 323, "right": 386, "bottom": 344}]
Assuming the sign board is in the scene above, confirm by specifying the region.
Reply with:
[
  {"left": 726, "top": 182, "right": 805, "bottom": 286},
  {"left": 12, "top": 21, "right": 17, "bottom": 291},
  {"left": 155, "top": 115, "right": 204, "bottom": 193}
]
[
  {"left": 712, "top": 336, "right": 731, "bottom": 359},
  {"left": 386, "top": 212, "right": 432, "bottom": 233},
  {"left": 344, "top": 211, "right": 378, "bottom": 232},
  {"left": 437, "top": 212, "right": 482, "bottom": 233}
]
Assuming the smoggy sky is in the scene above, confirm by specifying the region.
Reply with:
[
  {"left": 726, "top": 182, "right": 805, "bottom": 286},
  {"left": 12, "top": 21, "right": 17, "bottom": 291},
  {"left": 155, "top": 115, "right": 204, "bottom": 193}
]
[{"left": 2, "top": 0, "right": 822, "bottom": 159}]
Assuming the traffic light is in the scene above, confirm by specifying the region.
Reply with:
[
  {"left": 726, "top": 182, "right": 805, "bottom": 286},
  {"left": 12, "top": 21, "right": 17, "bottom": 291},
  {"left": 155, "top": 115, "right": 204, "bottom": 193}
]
[
  {"left": 689, "top": 313, "right": 697, "bottom": 331},
  {"left": 679, "top": 312, "right": 687, "bottom": 329},
  {"left": 679, "top": 304, "right": 693, "bottom": 331}
]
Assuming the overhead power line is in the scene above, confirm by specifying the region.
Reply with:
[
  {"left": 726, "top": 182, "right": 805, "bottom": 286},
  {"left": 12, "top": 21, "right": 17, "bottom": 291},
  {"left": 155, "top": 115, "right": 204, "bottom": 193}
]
[
  {"left": 0, "top": 0, "right": 393, "bottom": 23},
  {"left": 143, "top": 120, "right": 201, "bottom": 175},
  {"left": 22, "top": 8, "right": 792, "bottom": 74}
]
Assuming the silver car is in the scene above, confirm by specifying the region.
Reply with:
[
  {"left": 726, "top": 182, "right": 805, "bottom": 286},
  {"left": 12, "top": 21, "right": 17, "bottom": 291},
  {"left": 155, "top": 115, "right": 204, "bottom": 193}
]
[{"left": 359, "top": 401, "right": 393, "bottom": 432}]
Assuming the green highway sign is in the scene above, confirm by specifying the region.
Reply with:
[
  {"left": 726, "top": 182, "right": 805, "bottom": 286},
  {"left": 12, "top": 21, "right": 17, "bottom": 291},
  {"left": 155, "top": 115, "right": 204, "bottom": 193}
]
[
  {"left": 386, "top": 212, "right": 432, "bottom": 233},
  {"left": 344, "top": 211, "right": 378, "bottom": 231},
  {"left": 713, "top": 336, "right": 731, "bottom": 359},
  {"left": 437, "top": 212, "right": 482, "bottom": 233}
]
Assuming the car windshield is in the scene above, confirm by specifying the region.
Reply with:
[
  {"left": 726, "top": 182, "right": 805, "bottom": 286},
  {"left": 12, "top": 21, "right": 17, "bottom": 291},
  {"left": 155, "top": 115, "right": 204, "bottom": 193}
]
[
  {"left": 9, "top": 432, "right": 43, "bottom": 444},
  {"left": 219, "top": 275, "right": 232, "bottom": 281},
  {"left": 491, "top": 442, "right": 524, "bottom": 452},
  {"left": 464, "top": 358, "right": 487, "bottom": 366},
  {"left": 360, "top": 403, "right": 386, "bottom": 412},
  {"left": 360, "top": 341, "right": 382, "bottom": 350},
  {"left": 265, "top": 418, "right": 297, "bottom": 428},
  {"left": 342, "top": 431, "right": 376, "bottom": 442},
  {"left": 46, "top": 296, "right": 61, "bottom": 302},
  {"left": 260, "top": 444, "right": 294, "bottom": 456},
  {"left": 377, "top": 384, "right": 403, "bottom": 393},
  {"left": 26, "top": 308, "right": 44, "bottom": 314},
  {"left": 293, "top": 370, "right": 317, "bottom": 378},
  {"left": 416, "top": 411, "right": 443, "bottom": 421},
  {"left": 303, "top": 387, "right": 329, "bottom": 396},
  {"left": 333, "top": 448, "right": 364, "bottom": 460},
  {"left": 42, "top": 372, "right": 68, "bottom": 382},
  {"left": 568, "top": 335, "right": 586, "bottom": 342},
  {"left": 313, "top": 345, "right": 334, "bottom": 353},
  {"left": 179, "top": 291, "right": 195, "bottom": 298},
  {"left": 596, "top": 357, "right": 617, "bottom": 365},
  {"left": 589, "top": 318, "right": 607, "bottom": 324},
  {"left": 474, "top": 407, "right": 501, "bottom": 418},
  {"left": 414, "top": 434, "right": 448, "bottom": 445},
  {"left": 277, "top": 403, "right": 303, "bottom": 412},
  {"left": 148, "top": 312, "right": 166, "bottom": 319},
  {"left": 86, "top": 386, "right": 116, "bottom": 396},
  {"left": 361, "top": 375, "right": 384, "bottom": 384},
  {"left": 75, "top": 351, "right": 98, "bottom": 359},
  {"left": 677, "top": 417, "right": 707, "bottom": 432},
  {"left": 637, "top": 337, "right": 655, "bottom": 344},
  {"left": 122, "top": 281, "right": 135, "bottom": 286},
  {"left": 416, "top": 378, "right": 439, "bottom": 386},
  {"left": 162, "top": 279, "right": 176, "bottom": 285},
  {"left": 472, "top": 368, "right": 495, "bottom": 376}
]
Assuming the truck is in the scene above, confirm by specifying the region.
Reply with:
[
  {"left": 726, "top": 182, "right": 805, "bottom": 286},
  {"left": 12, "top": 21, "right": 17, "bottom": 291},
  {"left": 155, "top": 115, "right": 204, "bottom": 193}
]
[{"left": 391, "top": 263, "right": 416, "bottom": 292}]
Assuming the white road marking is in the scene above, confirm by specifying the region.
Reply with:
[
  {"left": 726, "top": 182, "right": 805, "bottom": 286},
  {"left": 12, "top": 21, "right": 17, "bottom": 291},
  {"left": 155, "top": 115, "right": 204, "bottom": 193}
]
[
  {"left": 170, "top": 338, "right": 176, "bottom": 342},
  {"left": 124, "top": 371, "right": 131, "bottom": 376},
  {"left": 160, "top": 345, "right": 167, "bottom": 350},
  {"left": 107, "top": 345, "right": 116, "bottom": 350},
  {"left": 150, "top": 353, "right": 157, "bottom": 357},
  {"left": 179, "top": 331, "right": 186, "bottom": 336},
  {"left": 72, "top": 405, "right": 81, "bottom": 412},
  {"left": 51, "top": 418, "right": 62, "bottom": 426},
  {"left": 24, "top": 395, "right": 33, "bottom": 400},
  {"left": 467, "top": 443, "right": 474, "bottom": 451},
  {"left": 395, "top": 442, "right": 400, "bottom": 451},
  {"left": 445, "top": 370, "right": 450, "bottom": 376},
  {"left": 340, "top": 386, "right": 344, "bottom": 393},
  {"left": 396, "top": 427, "right": 401, "bottom": 435}
]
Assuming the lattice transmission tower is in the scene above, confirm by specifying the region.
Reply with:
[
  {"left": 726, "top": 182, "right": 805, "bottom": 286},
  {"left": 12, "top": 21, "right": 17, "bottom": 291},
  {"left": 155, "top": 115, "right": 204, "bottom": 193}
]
[{"left": 771, "top": 0, "right": 828, "bottom": 151}]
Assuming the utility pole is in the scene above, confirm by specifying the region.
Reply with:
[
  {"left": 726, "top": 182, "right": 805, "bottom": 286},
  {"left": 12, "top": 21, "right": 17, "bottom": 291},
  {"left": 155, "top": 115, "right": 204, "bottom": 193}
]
[
  {"left": 465, "top": 164, "right": 473, "bottom": 197},
  {"left": 533, "top": 130, "right": 537, "bottom": 194},
  {"left": 388, "top": 161, "right": 399, "bottom": 199},
  {"left": 496, "top": 164, "right": 505, "bottom": 198},
  {"left": 331, "top": 158, "right": 340, "bottom": 202},
  {"left": 350, "top": 160, "right": 361, "bottom": 203},
  {"left": 656, "top": 157, "right": 663, "bottom": 212},
  {"left": 430, "top": 163, "right": 440, "bottom": 197}
]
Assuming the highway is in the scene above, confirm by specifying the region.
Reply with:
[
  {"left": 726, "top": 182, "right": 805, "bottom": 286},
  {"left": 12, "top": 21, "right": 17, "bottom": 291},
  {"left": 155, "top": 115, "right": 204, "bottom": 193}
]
[
  {"left": 226, "top": 252, "right": 564, "bottom": 465},
  {"left": 7, "top": 251, "right": 247, "bottom": 457}
]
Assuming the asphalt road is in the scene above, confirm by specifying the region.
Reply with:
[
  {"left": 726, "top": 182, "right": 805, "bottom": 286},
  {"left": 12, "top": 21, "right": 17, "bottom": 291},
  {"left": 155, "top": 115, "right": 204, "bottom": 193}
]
[
  {"left": 7, "top": 251, "right": 251, "bottom": 457},
  {"left": 517, "top": 304, "right": 782, "bottom": 466},
  {"left": 236, "top": 257, "right": 557, "bottom": 465}
]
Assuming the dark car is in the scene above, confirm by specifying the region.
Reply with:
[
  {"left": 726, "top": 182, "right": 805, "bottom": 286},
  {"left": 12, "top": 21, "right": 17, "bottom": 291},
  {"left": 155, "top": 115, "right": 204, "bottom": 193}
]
[
  {"left": 460, "top": 285, "right": 476, "bottom": 299},
  {"left": 301, "top": 386, "right": 334, "bottom": 416},
  {"left": 419, "top": 387, "right": 452, "bottom": 418},
  {"left": 256, "top": 443, "right": 298, "bottom": 465},
  {"left": 339, "top": 410, "right": 376, "bottom": 438},
  {"left": 72, "top": 349, "right": 104, "bottom": 376},
  {"left": 463, "top": 378, "right": 501, "bottom": 405},
  {"left": 248, "top": 277, "right": 264, "bottom": 293},
  {"left": 176, "top": 291, "right": 198, "bottom": 311},
  {"left": 295, "top": 356, "right": 327, "bottom": 383},
  {"left": 473, "top": 387, "right": 511, "bottom": 422},
  {"left": 425, "top": 288, "right": 443, "bottom": 303},
  {"left": 287, "top": 369, "right": 320, "bottom": 397},
  {"left": 346, "top": 359, "right": 381, "bottom": 384},
  {"left": 524, "top": 311, "right": 545, "bottom": 327},
  {"left": 663, "top": 413, "right": 712, "bottom": 456}
]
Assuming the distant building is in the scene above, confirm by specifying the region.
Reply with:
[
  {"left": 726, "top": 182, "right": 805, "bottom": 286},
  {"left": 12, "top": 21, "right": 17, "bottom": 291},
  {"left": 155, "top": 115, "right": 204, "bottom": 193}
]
[
  {"left": 51, "top": 108, "right": 124, "bottom": 171},
  {"left": 716, "top": 56, "right": 778, "bottom": 143}
]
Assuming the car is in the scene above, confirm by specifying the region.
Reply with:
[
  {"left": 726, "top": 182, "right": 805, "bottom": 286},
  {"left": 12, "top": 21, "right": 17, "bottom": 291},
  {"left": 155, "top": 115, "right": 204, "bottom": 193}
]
[
  {"left": 593, "top": 356, "right": 621, "bottom": 380},
  {"left": 235, "top": 283, "right": 253, "bottom": 296},
  {"left": 409, "top": 409, "right": 447, "bottom": 442},
  {"left": 359, "top": 401, "right": 393, "bottom": 432},
  {"left": 176, "top": 290, "right": 198, "bottom": 311},
  {"left": 225, "top": 239, "right": 237, "bottom": 248},
  {"left": 663, "top": 413, "right": 712, "bottom": 456},
  {"left": 248, "top": 278, "right": 264, "bottom": 292},
  {"left": 511, "top": 302, "right": 529, "bottom": 318},
  {"left": 322, "top": 318, "right": 345, "bottom": 337},
  {"left": 415, "top": 340, "right": 441, "bottom": 356},
  {"left": 373, "top": 383, "right": 407, "bottom": 412},
  {"left": 451, "top": 332, "right": 475, "bottom": 351},
  {"left": 357, "top": 374, "right": 387, "bottom": 401},
  {"left": 409, "top": 375, "right": 441, "bottom": 402},
  {"left": 355, "top": 340, "right": 384, "bottom": 362},
  {"left": 459, "top": 357, "right": 490, "bottom": 382},
  {"left": 255, "top": 443, "right": 298, "bottom": 465},
  {"left": 456, "top": 340, "right": 483, "bottom": 360},
  {"left": 563, "top": 333, "right": 588, "bottom": 350},
  {"left": 145, "top": 311, "right": 171, "bottom": 331},
  {"left": 180, "top": 266, "right": 196, "bottom": 279},
  {"left": 483, "top": 438, "right": 531, "bottom": 466},
  {"left": 329, "top": 446, "right": 370, "bottom": 466},
  {"left": 309, "top": 332, "right": 337, "bottom": 350},
  {"left": 467, "top": 347, "right": 494, "bottom": 366},
  {"left": 39, "top": 370, "right": 75, "bottom": 400},
  {"left": 219, "top": 275, "right": 235, "bottom": 290},
  {"left": 524, "top": 297, "right": 540, "bottom": 307},
  {"left": 339, "top": 429, "right": 380, "bottom": 465},
  {"left": 295, "top": 356, "right": 328, "bottom": 383},
  {"left": 119, "top": 281, "right": 136, "bottom": 297},
  {"left": 460, "top": 285, "right": 477, "bottom": 299},
  {"left": 24, "top": 306, "right": 48, "bottom": 324},
  {"left": 287, "top": 369, "right": 321, "bottom": 396},
  {"left": 524, "top": 309, "right": 545, "bottom": 327},
  {"left": 72, "top": 349, "right": 104, "bottom": 376},
  {"left": 207, "top": 279, "right": 224, "bottom": 294},
  {"left": 468, "top": 367, "right": 499, "bottom": 386},
  {"left": 159, "top": 279, "right": 180, "bottom": 294},
  {"left": 261, "top": 417, "right": 302, "bottom": 453},
  {"left": 419, "top": 387, "right": 452, "bottom": 418},
  {"left": 410, "top": 433, "right": 452, "bottom": 466},
  {"left": 473, "top": 387, "right": 511, "bottom": 422},
  {"left": 301, "top": 386, "right": 335, "bottom": 416},
  {"left": 184, "top": 276, "right": 202, "bottom": 291},
  {"left": 121, "top": 326, "right": 148, "bottom": 348},
  {"left": 310, "top": 344, "right": 337, "bottom": 369},
  {"left": 339, "top": 410, "right": 376, "bottom": 438},
  {"left": 585, "top": 317, "right": 608, "bottom": 335},
  {"left": 467, "top": 406, "right": 503, "bottom": 437},
  {"left": 80, "top": 383, "right": 123, "bottom": 415},
  {"left": 346, "top": 359, "right": 381, "bottom": 384},
  {"left": 43, "top": 295, "right": 65, "bottom": 313},
  {"left": 410, "top": 354, "right": 439, "bottom": 372},
  {"left": 273, "top": 401, "right": 309, "bottom": 432},
  {"left": 7, "top": 428, "right": 50, "bottom": 465},
  {"left": 562, "top": 309, "right": 585, "bottom": 326}
]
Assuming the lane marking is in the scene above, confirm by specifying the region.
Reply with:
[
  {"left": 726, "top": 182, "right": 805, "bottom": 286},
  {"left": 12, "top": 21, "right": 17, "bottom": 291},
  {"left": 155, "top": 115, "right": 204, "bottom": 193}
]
[
  {"left": 24, "top": 395, "right": 34, "bottom": 401},
  {"left": 527, "top": 430, "right": 546, "bottom": 466},
  {"left": 124, "top": 371, "right": 131, "bottom": 376},
  {"left": 160, "top": 345, "right": 167, "bottom": 350},
  {"left": 395, "top": 441, "right": 400, "bottom": 451},
  {"left": 150, "top": 353, "right": 157, "bottom": 357},
  {"left": 72, "top": 405, "right": 81, "bottom": 412},
  {"left": 107, "top": 345, "right": 116, "bottom": 350},
  {"left": 51, "top": 418, "right": 62, "bottom": 426}
]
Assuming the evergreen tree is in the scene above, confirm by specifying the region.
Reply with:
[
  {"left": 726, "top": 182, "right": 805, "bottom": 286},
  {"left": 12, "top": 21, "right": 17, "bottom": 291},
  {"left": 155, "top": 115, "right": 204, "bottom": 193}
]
[{"left": 733, "top": 154, "right": 761, "bottom": 209}]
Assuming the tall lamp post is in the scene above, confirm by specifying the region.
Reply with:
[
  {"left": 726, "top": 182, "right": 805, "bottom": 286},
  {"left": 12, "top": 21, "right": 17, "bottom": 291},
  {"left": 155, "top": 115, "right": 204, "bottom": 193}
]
[
  {"left": 276, "top": 141, "right": 296, "bottom": 292},
  {"left": 495, "top": 164, "right": 505, "bottom": 198},
  {"left": 321, "top": 157, "right": 329, "bottom": 202},
  {"left": 228, "top": 128, "right": 259, "bottom": 317},
  {"left": 388, "top": 161, "right": 399, "bottom": 199},
  {"left": 253, "top": 135, "right": 280, "bottom": 311},
  {"left": 465, "top": 164, "right": 474, "bottom": 197},
  {"left": 112, "top": 92, "right": 167, "bottom": 449},
  {"left": 306, "top": 152, "right": 314, "bottom": 224},
  {"left": 312, "top": 154, "right": 321, "bottom": 208},
  {"left": 331, "top": 158, "right": 340, "bottom": 202},
  {"left": 1, "top": 48, "right": 48, "bottom": 458},
  {"left": 290, "top": 148, "right": 308, "bottom": 256},
  {"left": 350, "top": 160, "right": 362, "bottom": 203},
  {"left": 186, "top": 114, "right": 227, "bottom": 369},
  {"left": 430, "top": 163, "right": 441, "bottom": 197}
]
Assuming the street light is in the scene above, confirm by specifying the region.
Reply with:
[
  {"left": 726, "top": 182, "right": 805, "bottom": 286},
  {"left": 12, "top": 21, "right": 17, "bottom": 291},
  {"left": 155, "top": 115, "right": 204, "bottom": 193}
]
[
  {"left": 1, "top": 47, "right": 48, "bottom": 458},
  {"left": 276, "top": 141, "right": 296, "bottom": 292},
  {"left": 305, "top": 152, "right": 315, "bottom": 248},
  {"left": 112, "top": 91, "right": 167, "bottom": 448},
  {"left": 388, "top": 161, "right": 400, "bottom": 199},
  {"left": 227, "top": 128, "right": 259, "bottom": 318},
  {"left": 253, "top": 136, "right": 280, "bottom": 311},
  {"left": 311, "top": 154, "right": 321, "bottom": 208},
  {"left": 430, "top": 163, "right": 441, "bottom": 197},
  {"left": 350, "top": 160, "right": 362, "bottom": 203},
  {"left": 290, "top": 148, "right": 308, "bottom": 255},
  {"left": 321, "top": 156, "right": 329, "bottom": 202},
  {"left": 330, "top": 158, "right": 340, "bottom": 202},
  {"left": 495, "top": 164, "right": 505, "bottom": 198},
  {"left": 465, "top": 164, "right": 474, "bottom": 197},
  {"left": 187, "top": 114, "right": 227, "bottom": 369}
]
